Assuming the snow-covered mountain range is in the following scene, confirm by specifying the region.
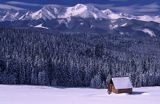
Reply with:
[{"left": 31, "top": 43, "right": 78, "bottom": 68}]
[
  {"left": 0, "top": 3, "right": 160, "bottom": 37},
  {"left": 0, "top": 4, "right": 160, "bottom": 23}
]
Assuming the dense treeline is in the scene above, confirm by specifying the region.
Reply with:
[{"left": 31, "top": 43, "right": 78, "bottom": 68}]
[{"left": 0, "top": 28, "right": 160, "bottom": 88}]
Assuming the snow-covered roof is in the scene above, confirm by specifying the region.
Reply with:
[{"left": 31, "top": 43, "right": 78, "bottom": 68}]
[{"left": 112, "top": 77, "right": 133, "bottom": 89}]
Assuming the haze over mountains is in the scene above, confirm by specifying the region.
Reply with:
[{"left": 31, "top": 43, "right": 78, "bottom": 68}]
[{"left": 0, "top": 0, "right": 160, "bottom": 6}]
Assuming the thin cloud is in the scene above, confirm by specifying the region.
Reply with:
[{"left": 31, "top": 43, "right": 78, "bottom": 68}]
[
  {"left": 6, "top": 1, "right": 43, "bottom": 6},
  {"left": 106, "top": 3, "right": 160, "bottom": 15}
]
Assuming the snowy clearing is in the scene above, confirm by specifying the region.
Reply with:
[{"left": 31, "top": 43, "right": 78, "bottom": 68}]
[{"left": 0, "top": 85, "right": 160, "bottom": 104}]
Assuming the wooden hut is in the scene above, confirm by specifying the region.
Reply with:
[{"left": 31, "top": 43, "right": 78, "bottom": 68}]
[{"left": 107, "top": 77, "right": 133, "bottom": 94}]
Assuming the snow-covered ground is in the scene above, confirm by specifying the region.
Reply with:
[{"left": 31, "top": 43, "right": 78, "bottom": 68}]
[{"left": 0, "top": 85, "right": 160, "bottom": 104}]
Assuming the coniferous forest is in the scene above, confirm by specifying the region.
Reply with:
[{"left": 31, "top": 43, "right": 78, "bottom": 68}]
[{"left": 0, "top": 28, "right": 160, "bottom": 88}]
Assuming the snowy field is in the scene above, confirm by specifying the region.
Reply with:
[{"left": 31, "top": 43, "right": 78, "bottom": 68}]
[{"left": 0, "top": 85, "right": 160, "bottom": 104}]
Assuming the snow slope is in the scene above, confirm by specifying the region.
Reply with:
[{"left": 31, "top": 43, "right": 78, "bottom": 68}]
[
  {"left": 34, "top": 24, "right": 49, "bottom": 29},
  {"left": 142, "top": 28, "right": 156, "bottom": 37},
  {"left": 0, "top": 85, "right": 159, "bottom": 104}
]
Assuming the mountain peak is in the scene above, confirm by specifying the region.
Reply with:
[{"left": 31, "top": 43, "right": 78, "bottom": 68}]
[
  {"left": 74, "top": 4, "right": 87, "bottom": 9},
  {"left": 102, "top": 9, "right": 113, "bottom": 15},
  {"left": 62, "top": 4, "right": 88, "bottom": 18}
]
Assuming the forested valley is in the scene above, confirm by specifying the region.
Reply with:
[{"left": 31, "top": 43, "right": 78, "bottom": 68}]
[{"left": 0, "top": 28, "right": 160, "bottom": 88}]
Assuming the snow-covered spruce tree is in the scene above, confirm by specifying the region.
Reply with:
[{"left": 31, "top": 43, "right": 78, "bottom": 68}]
[{"left": 90, "top": 74, "right": 102, "bottom": 88}]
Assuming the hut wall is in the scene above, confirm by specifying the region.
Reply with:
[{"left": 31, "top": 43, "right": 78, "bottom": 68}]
[
  {"left": 117, "top": 88, "right": 132, "bottom": 94},
  {"left": 111, "top": 84, "right": 118, "bottom": 93}
]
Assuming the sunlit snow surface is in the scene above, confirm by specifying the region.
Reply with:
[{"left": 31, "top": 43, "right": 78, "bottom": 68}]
[
  {"left": 0, "top": 85, "right": 160, "bottom": 104},
  {"left": 34, "top": 24, "right": 49, "bottom": 29},
  {"left": 142, "top": 28, "right": 156, "bottom": 37}
]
